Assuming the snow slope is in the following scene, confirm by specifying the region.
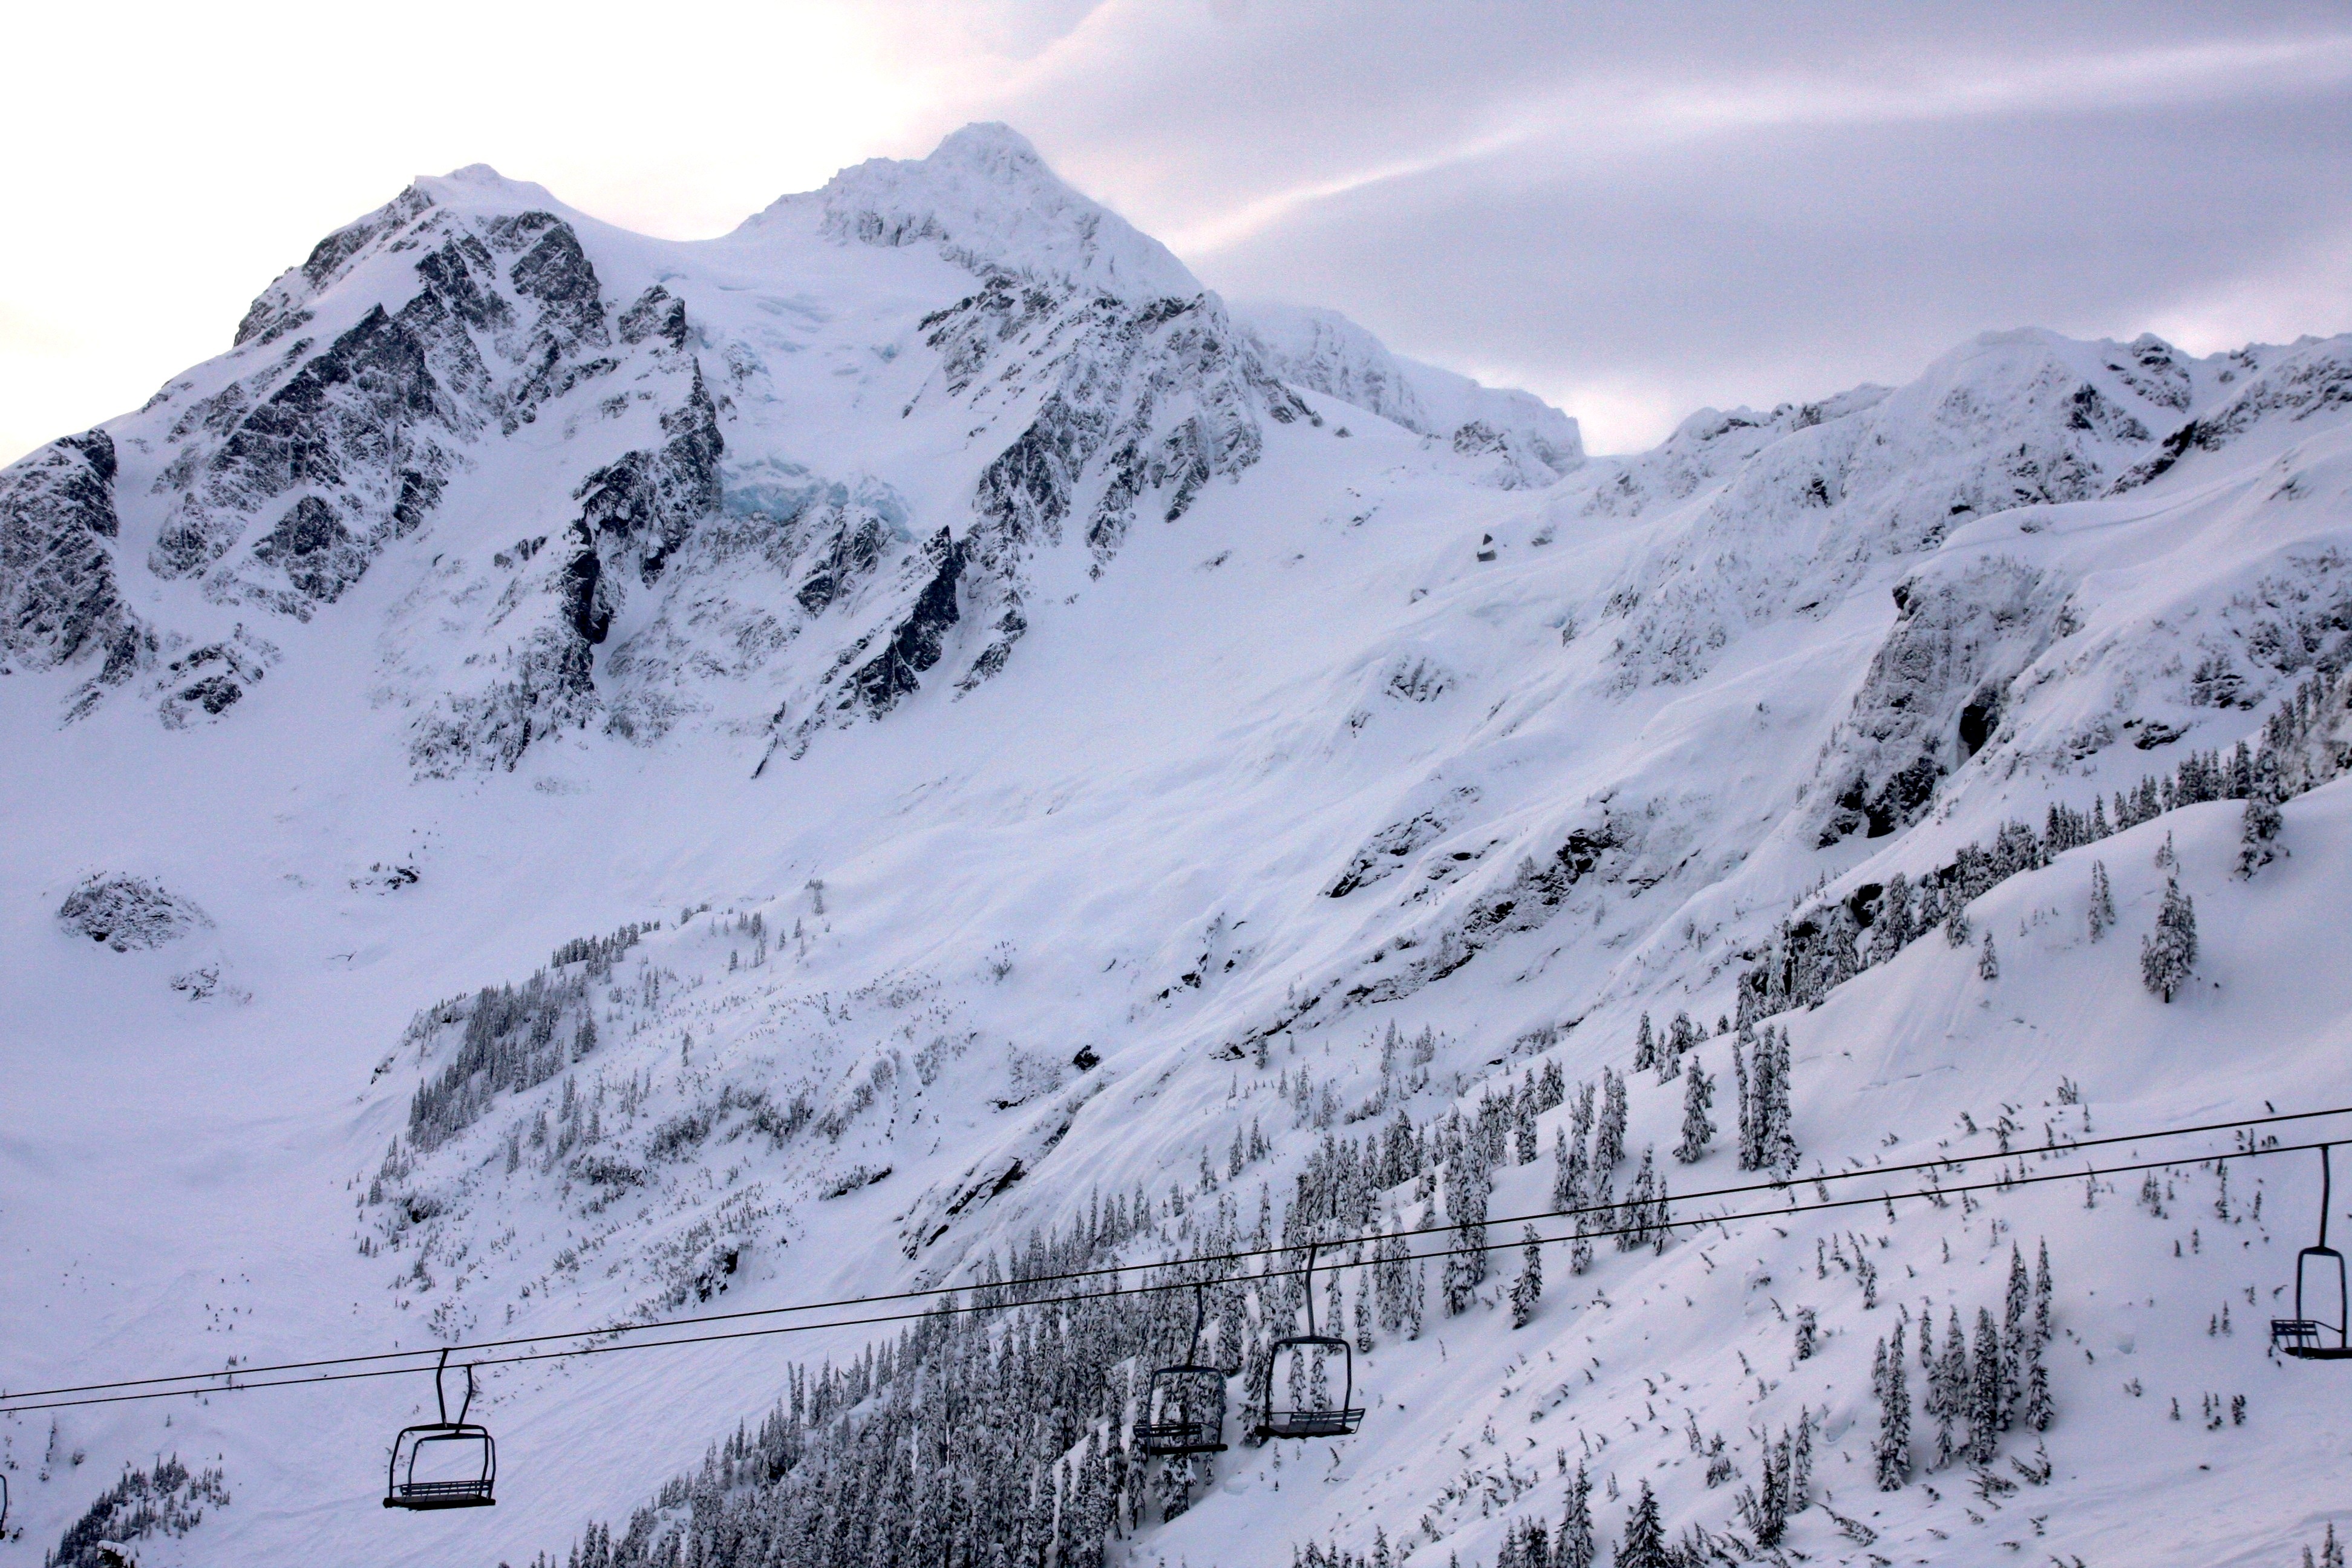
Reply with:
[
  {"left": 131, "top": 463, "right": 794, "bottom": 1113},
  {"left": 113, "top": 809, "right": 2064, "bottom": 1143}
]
[{"left": 4, "top": 126, "right": 2351, "bottom": 1568}]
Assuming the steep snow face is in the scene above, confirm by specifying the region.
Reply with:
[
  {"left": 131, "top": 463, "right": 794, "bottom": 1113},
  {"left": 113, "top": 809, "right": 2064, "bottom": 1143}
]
[
  {"left": 8, "top": 129, "right": 2352, "bottom": 1568},
  {"left": 751, "top": 123, "right": 1203, "bottom": 304},
  {"left": 1236, "top": 302, "right": 1584, "bottom": 488},
  {"left": 0, "top": 129, "right": 1307, "bottom": 777}
]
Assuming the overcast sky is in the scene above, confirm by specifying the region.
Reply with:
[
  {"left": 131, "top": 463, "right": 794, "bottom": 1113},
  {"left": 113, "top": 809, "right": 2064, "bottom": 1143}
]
[{"left": 5, "top": 1, "right": 2347, "bottom": 463}]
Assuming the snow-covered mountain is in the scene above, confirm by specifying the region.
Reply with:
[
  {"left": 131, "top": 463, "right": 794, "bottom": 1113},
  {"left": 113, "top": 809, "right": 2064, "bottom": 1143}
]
[
  {"left": 5, "top": 125, "right": 2352, "bottom": 1568},
  {"left": 1233, "top": 302, "right": 1584, "bottom": 489}
]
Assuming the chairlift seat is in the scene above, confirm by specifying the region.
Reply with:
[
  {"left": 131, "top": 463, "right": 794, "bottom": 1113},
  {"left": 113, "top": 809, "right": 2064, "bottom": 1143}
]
[
  {"left": 2275, "top": 1150, "right": 2350, "bottom": 1365},
  {"left": 1135, "top": 1364, "right": 1230, "bottom": 1455},
  {"left": 1255, "top": 1331, "right": 1365, "bottom": 1441},
  {"left": 2272, "top": 1318, "right": 2352, "bottom": 1359},
  {"left": 385, "top": 1350, "right": 497, "bottom": 1510},
  {"left": 385, "top": 1423, "right": 497, "bottom": 1508}
]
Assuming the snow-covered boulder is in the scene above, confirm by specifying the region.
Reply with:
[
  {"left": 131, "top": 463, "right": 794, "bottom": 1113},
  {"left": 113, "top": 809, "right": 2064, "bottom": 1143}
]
[{"left": 56, "top": 874, "right": 209, "bottom": 952}]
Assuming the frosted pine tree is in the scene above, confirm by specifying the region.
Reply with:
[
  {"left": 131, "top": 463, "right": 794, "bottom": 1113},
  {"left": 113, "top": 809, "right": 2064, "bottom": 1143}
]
[
  {"left": 2034, "top": 1238, "right": 2054, "bottom": 1346},
  {"left": 1663, "top": 1010, "right": 1696, "bottom": 1081},
  {"left": 1978, "top": 930, "right": 2000, "bottom": 981},
  {"left": 1675, "top": 1052, "right": 1715, "bottom": 1164},
  {"left": 1619, "top": 1480, "right": 1666, "bottom": 1568},
  {"left": 1511, "top": 1226, "right": 1543, "bottom": 1328},
  {"left": 1552, "top": 1125, "right": 1582, "bottom": 1214},
  {"left": 2140, "top": 877, "right": 2198, "bottom": 1002},
  {"left": 2088, "top": 860, "right": 2115, "bottom": 941},
  {"left": 1875, "top": 1322, "right": 1912, "bottom": 1490},
  {"left": 1968, "top": 1307, "right": 2004, "bottom": 1463},
  {"left": 1944, "top": 898, "right": 1972, "bottom": 946},
  {"left": 1514, "top": 1075, "right": 1540, "bottom": 1165},
  {"left": 1934, "top": 1307, "right": 1968, "bottom": 1466},
  {"left": 1558, "top": 1462, "right": 1595, "bottom": 1568},
  {"left": 2002, "top": 1245, "right": 2031, "bottom": 1421},
  {"left": 1633, "top": 1011, "right": 1656, "bottom": 1073},
  {"left": 1734, "top": 1025, "right": 1759, "bottom": 1169},
  {"left": 2238, "top": 790, "right": 2284, "bottom": 877},
  {"left": 1595, "top": 1067, "right": 1628, "bottom": 1170}
]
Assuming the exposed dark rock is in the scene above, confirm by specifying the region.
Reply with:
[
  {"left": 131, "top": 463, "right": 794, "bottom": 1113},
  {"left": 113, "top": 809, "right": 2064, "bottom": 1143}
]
[
  {"left": 1816, "top": 558, "right": 2071, "bottom": 844},
  {"left": 795, "top": 512, "right": 889, "bottom": 615},
  {"left": 844, "top": 529, "right": 963, "bottom": 716},
  {"left": 1, "top": 428, "right": 148, "bottom": 679},
  {"left": 619, "top": 285, "right": 690, "bottom": 348},
  {"left": 574, "top": 361, "right": 725, "bottom": 583},
  {"left": 235, "top": 185, "right": 433, "bottom": 347},
  {"left": 558, "top": 520, "right": 610, "bottom": 645},
  {"left": 155, "top": 638, "right": 270, "bottom": 729},
  {"left": 251, "top": 496, "right": 370, "bottom": 602}
]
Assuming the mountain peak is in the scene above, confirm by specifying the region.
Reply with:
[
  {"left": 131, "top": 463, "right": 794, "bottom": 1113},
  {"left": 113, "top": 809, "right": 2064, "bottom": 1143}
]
[
  {"left": 756, "top": 123, "right": 1201, "bottom": 302},
  {"left": 410, "top": 163, "right": 563, "bottom": 213}
]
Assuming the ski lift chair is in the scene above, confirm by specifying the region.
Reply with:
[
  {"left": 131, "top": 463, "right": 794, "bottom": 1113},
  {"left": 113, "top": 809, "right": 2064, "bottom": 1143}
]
[
  {"left": 1253, "top": 1243, "right": 1364, "bottom": 1440},
  {"left": 1135, "top": 1283, "right": 1230, "bottom": 1457},
  {"left": 385, "top": 1350, "right": 497, "bottom": 1509},
  {"left": 2273, "top": 1145, "right": 2352, "bottom": 1361}
]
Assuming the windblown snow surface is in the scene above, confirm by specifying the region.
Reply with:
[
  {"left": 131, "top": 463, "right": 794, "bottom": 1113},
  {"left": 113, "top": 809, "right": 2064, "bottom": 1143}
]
[{"left": 4, "top": 123, "right": 2352, "bottom": 1568}]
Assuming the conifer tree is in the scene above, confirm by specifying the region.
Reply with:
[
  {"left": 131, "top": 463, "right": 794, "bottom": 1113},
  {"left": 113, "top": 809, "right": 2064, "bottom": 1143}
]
[
  {"left": 2033, "top": 1238, "right": 2053, "bottom": 1347},
  {"left": 2238, "top": 790, "right": 2284, "bottom": 877},
  {"left": 1676, "top": 1053, "right": 1716, "bottom": 1165},
  {"left": 1511, "top": 1226, "right": 1544, "bottom": 1328},
  {"left": 1595, "top": 1068, "right": 1628, "bottom": 1171},
  {"left": 1734, "top": 1027, "right": 1759, "bottom": 1169},
  {"left": 1633, "top": 1012, "right": 1656, "bottom": 1073},
  {"left": 1968, "top": 1307, "right": 2004, "bottom": 1463},
  {"left": 2002, "top": 1246, "right": 2031, "bottom": 1420},
  {"left": 2140, "top": 877, "right": 2198, "bottom": 1002},
  {"left": 1553, "top": 1125, "right": 1580, "bottom": 1213},
  {"left": 1944, "top": 898, "right": 1972, "bottom": 947},
  {"left": 1515, "top": 1075, "right": 1541, "bottom": 1165},
  {"left": 1934, "top": 1306, "right": 1968, "bottom": 1466},
  {"left": 2088, "top": 860, "right": 2115, "bottom": 941},
  {"left": 1977, "top": 930, "right": 2000, "bottom": 981},
  {"left": 1619, "top": 1479, "right": 1666, "bottom": 1568},
  {"left": 1558, "top": 1462, "right": 1595, "bottom": 1568},
  {"left": 1880, "top": 872, "right": 1915, "bottom": 957},
  {"left": 1875, "top": 1322, "right": 1912, "bottom": 1490}
]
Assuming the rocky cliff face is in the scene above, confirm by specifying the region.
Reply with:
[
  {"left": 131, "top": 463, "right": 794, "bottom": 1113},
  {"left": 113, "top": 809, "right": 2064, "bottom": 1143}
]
[{"left": 1, "top": 131, "right": 1338, "bottom": 778}]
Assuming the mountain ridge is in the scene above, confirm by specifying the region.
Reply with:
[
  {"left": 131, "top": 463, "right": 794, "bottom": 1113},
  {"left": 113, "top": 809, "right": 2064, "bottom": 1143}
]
[{"left": 4, "top": 123, "right": 2352, "bottom": 1568}]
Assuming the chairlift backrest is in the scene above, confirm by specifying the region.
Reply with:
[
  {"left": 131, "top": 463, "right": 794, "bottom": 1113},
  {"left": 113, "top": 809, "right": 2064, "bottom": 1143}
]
[
  {"left": 1136, "top": 1282, "right": 1230, "bottom": 1455},
  {"left": 1253, "top": 1243, "right": 1364, "bottom": 1440},
  {"left": 385, "top": 1351, "right": 497, "bottom": 1510},
  {"left": 2273, "top": 1145, "right": 2352, "bottom": 1361}
]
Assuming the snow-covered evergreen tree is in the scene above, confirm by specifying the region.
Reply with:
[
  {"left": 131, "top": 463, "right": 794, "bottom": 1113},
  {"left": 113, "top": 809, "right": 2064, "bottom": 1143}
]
[
  {"left": 1978, "top": 930, "right": 2000, "bottom": 981},
  {"left": 2140, "top": 877, "right": 2198, "bottom": 1002},
  {"left": 1599, "top": 1067, "right": 1630, "bottom": 1171},
  {"left": 1558, "top": 1462, "right": 1595, "bottom": 1568},
  {"left": 1875, "top": 1321, "right": 1912, "bottom": 1490},
  {"left": 1618, "top": 1479, "right": 1665, "bottom": 1568},
  {"left": 1511, "top": 1225, "right": 1543, "bottom": 1327},
  {"left": 1675, "top": 1052, "right": 1715, "bottom": 1164},
  {"left": 2088, "top": 860, "right": 2115, "bottom": 941},
  {"left": 2238, "top": 791, "right": 2284, "bottom": 877},
  {"left": 1968, "top": 1306, "right": 2004, "bottom": 1463}
]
